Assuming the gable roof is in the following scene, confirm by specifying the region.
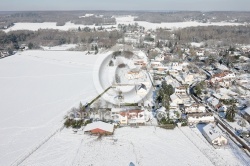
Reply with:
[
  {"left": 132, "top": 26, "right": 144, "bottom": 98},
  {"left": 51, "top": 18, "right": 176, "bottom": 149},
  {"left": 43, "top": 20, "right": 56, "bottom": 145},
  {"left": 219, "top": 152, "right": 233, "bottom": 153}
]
[{"left": 84, "top": 121, "right": 114, "bottom": 133}]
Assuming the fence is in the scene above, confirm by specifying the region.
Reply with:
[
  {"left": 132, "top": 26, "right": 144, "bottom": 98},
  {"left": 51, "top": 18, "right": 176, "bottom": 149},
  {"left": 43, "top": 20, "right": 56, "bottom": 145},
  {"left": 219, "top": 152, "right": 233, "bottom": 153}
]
[{"left": 10, "top": 125, "right": 64, "bottom": 166}]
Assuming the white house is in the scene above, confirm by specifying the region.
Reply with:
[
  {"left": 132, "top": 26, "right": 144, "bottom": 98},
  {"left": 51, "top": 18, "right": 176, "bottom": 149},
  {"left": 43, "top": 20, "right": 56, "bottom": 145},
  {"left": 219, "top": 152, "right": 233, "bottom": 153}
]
[
  {"left": 170, "top": 94, "right": 183, "bottom": 105},
  {"left": 202, "top": 124, "right": 228, "bottom": 146},
  {"left": 196, "top": 50, "right": 205, "bottom": 56},
  {"left": 207, "top": 97, "right": 220, "bottom": 110},
  {"left": 182, "top": 73, "right": 194, "bottom": 84},
  {"left": 185, "top": 104, "right": 205, "bottom": 114},
  {"left": 175, "top": 86, "right": 186, "bottom": 96},
  {"left": 172, "top": 62, "right": 183, "bottom": 71},
  {"left": 126, "top": 70, "right": 143, "bottom": 80},
  {"left": 155, "top": 54, "right": 165, "bottom": 62}
]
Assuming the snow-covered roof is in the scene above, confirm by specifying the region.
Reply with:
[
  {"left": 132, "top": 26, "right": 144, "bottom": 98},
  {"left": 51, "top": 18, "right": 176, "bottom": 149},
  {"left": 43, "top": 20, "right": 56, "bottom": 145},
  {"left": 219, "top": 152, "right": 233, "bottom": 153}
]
[
  {"left": 212, "top": 93, "right": 221, "bottom": 99},
  {"left": 157, "top": 107, "right": 166, "bottom": 113},
  {"left": 202, "top": 124, "right": 225, "bottom": 142},
  {"left": 207, "top": 97, "right": 219, "bottom": 106},
  {"left": 243, "top": 107, "right": 250, "bottom": 115},
  {"left": 84, "top": 121, "right": 114, "bottom": 133},
  {"left": 170, "top": 94, "right": 179, "bottom": 101}
]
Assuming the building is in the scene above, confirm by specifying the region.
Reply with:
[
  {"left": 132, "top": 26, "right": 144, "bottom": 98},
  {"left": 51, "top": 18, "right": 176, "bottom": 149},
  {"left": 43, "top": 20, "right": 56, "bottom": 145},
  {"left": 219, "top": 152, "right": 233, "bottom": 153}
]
[
  {"left": 211, "top": 71, "right": 236, "bottom": 83},
  {"left": 175, "top": 86, "right": 186, "bottom": 96},
  {"left": 242, "top": 107, "right": 250, "bottom": 123},
  {"left": 202, "top": 124, "right": 228, "bottom": 146},
  {"left": 184, "top": 104, "right": 205, "bottom": 114},
  {"left": 172, "top": 62, "right": 183, "bottom": 71},
  {"left": 84, "top": 121, "right": 114, "bottom": 135},
  {"left": 126, "top": 70, "right": 143, "bottom": 80},
  {"left": 170, "top": 94, "right": 183, "bottom": 105},
  {"left": 182, "top": 73, "right": 194, "bottom": 85},
  {"left": 207, "top": 97, "right": 220, "bottom": 110},
  {"left": 187, "top": 113, "right": 214, "bottom": 124}
]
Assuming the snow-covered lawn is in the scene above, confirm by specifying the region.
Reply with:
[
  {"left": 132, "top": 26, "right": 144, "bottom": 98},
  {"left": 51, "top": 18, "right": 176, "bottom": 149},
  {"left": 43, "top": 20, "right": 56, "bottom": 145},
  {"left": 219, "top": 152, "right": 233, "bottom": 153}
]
[
  {"left": 189, "top": 125, "right": 250, "bottom": 166},
  {"left": 0, "top": 50, "right": 99, "bottom": 166},
  {"left": 21, "top": 126, "right": 219, "bottom": 166}
]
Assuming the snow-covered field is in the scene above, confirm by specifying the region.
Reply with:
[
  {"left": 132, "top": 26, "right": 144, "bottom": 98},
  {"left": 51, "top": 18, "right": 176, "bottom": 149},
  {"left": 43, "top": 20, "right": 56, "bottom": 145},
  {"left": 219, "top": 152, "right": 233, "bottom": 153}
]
[
  {"left": 2, "top": 15, "right": 247, "bottom": 32},
  {"left": 20, "top": 127, "right": 212, "bottom": 166},
  {"left": 41, "top": 44, "right": 77, "bottom": 51},
  {"left": 21, "top": 126, "right": 249, "bottom": 166},
  {"left": 0, "top": 50, "right": 99, "bottom": 166}
]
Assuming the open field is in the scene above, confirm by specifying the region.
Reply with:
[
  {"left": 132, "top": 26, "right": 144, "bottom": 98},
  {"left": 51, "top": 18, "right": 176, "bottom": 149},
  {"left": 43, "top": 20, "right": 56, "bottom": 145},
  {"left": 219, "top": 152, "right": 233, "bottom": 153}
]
[
  {"left": 0, "top": 50, "right": 99, "bottom": 165},
  {"left": 20, "top": 126, "right": 250, "bottom": 166}
]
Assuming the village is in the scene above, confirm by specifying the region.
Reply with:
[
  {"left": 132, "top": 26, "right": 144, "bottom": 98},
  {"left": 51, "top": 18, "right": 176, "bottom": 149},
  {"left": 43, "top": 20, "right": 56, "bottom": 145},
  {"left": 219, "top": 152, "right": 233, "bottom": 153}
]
[
  {"left": 1, "top": 12, "right": 250, "bottom": 165},
  {"left": 62, "top": 20, "right": 250, "bottom": 159}
]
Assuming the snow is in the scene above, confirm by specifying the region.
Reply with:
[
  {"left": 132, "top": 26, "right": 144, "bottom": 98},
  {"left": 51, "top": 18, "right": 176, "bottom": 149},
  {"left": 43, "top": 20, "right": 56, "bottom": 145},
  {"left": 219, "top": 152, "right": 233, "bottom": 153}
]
[
  {"left": 3, "top": 22, "right": 116, "bottom": 32},
  {"left": 0, "top": 50, "right": 99, "bottom": 166},
  {"left": 79, "top": 14, "right": 94, "bottom": 18},
  {"left": 93, "top": 51, "right": 153, "bottom": 105},
  {"left": 84, "top": 121, "right": 114, "bottom": 133},
  {"left": 190, "top": 42, "right": 204, "bottom": 47},
  {"left": 3, "top": 15, "right": 247, "bottom": 32},
  {"left": 21, "top": 126, "right": 223, "bottom": 166},
  {"left": 41, "top": 44, "right": 77, "bottom": 51},
  {"left": 188, "top": 125, "right": 250, "bottom": 166}
]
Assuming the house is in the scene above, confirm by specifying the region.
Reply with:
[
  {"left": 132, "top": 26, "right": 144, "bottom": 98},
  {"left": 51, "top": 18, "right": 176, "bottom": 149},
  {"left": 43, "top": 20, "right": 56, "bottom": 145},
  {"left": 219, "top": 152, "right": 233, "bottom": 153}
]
[
  {"left": 242, "top": 107, "right": 250, "bottom": 123},
  {"left": 207, "top": 97, "right": 220, "bottom": 110},
  {"left": 202, "top": 124, "right": 228, "bottom": 146},
  {"left": 187, "top": 113, "right": 214, "bottom": 124},
  {"left": 170, "top": 94, "right": 183, "bottom": 105},
  {"left": 120, "top": 109, "right": 150, "bottom": 125},
  {"left": 151, "top": 61, "right": 162, "bottom": 68},
  {"left": 196, "top": 50, "right": 205, "bottom": 56},
  {"left": 181, "top": 73, "right": 194, "bottom": 84},
  {"left": 175, "top": 86, "right": 186, "bottom": 96},
  {"left": 218, "top": 105, "right": 227, "bottom": 112},
  {"left": 155, "top": 54, "right": 165, "bottom": 61},
  {"left": 126, "top": 70, "right": 143, "bottom": 80},
  {"left": 184, "top": 104, "right": 205, "bottom": 114},
  {"left": 172, "top": 62, "right": 183, "bottom": 71},
  {"left": 137, "top": 83, "right": 148, "bottom": 96},
  {"left": 134, "top": 59, "right": 146, "bottom": 67},
  {"left": 84, "top": 121, "right": 114, "bottom": 135},
  {"left": 211, "top": 71, "right": 235, "bottom": 83}
]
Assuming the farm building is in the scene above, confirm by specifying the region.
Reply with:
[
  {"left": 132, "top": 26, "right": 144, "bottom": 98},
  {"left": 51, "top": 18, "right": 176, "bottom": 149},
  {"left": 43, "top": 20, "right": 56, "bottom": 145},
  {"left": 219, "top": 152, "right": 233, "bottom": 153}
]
[{"left": 84, "top": 121, "right": 114, "bottom": 135}]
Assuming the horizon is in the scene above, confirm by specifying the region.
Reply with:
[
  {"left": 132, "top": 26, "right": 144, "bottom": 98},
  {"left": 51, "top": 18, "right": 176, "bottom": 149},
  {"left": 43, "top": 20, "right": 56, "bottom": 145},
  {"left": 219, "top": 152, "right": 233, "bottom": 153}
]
[{"left": 0, "top": 0, "right": 250, "bottom": 11}]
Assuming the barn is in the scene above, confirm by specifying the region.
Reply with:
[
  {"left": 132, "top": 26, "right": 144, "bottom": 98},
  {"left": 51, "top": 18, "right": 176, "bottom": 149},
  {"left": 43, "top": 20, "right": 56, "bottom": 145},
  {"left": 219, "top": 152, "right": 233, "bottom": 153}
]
[{"left": 84, "top": 121, "right": 114, "bottom": 135}]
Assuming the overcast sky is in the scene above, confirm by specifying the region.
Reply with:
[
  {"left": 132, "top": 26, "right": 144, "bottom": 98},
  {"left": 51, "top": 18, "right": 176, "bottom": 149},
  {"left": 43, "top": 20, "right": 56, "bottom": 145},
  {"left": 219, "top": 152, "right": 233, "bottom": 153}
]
[{"left": 0, "top": 0, "right": 249, "bottom": 11}]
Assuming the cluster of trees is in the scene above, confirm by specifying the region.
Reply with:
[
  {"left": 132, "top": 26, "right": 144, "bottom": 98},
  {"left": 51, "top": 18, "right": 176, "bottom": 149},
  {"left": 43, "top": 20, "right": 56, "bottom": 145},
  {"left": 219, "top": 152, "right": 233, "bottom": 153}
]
[
  {"left": 156, "top": 81, "right": 174, "bottom": 111},
  {"left": 64, "top": 102, "right": 89, "bottom": 128},
  {"left": 0, "top": 11, "right": 117, "bottom": 29},
  {"left": 135, "top": 11, "right": 250, "bottom": 23},
  {"left": 156, "top": 26, "right": 250, "bottom": 45},
  {"left": 225, "top": 104, "right": 236, "bottom": 122},
  {"left": 0, "top": 28, "right": 123, "bottom": 53},
  {"left": 112, "top": 50, "right": 134, "bottom": 59},
  {"left": 193, "top": 81, "right": 206, "bottom": 96}
]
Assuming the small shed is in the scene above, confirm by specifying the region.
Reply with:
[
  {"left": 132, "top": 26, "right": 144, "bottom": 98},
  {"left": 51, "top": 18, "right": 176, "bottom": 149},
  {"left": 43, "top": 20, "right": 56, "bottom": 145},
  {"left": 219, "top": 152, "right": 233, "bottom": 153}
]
[{"left": 84, "top": 121, "right": 114, "bottom": 135}]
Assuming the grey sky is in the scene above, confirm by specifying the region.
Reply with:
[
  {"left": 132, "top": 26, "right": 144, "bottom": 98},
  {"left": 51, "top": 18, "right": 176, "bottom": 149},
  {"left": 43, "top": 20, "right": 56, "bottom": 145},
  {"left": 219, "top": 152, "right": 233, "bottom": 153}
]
[{"left": 0, "top": 0, "right": 249, "bottom": 11}]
